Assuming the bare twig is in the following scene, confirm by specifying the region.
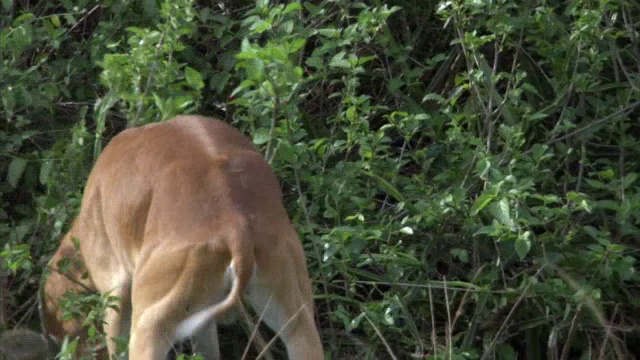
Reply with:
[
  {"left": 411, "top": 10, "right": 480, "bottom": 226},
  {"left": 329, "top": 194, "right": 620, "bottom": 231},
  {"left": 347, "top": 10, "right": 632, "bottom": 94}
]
[
  {"left": 363, "top": 312, "right": 398, "bottom": 360},
  {"left": 480, "top": 265, "right": 546, "bottom": 360}
]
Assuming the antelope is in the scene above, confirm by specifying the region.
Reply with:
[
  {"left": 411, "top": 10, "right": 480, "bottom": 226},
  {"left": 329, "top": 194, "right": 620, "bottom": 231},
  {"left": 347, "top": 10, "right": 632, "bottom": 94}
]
[{"left": 40, "top": 115, "right": 323, "bottom": 359}]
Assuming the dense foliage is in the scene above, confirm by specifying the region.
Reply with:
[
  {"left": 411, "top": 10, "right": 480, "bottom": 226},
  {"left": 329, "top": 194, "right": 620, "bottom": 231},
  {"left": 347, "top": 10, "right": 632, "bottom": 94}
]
[{"left": 2, "top": 0, "right": 639, "bottom": 358}]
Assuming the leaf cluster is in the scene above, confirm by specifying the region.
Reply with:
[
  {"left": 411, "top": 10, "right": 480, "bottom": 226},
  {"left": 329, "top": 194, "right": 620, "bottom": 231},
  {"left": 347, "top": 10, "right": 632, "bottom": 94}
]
[{"left": 1, "top": 0, "right": 639, "bottom": 359}]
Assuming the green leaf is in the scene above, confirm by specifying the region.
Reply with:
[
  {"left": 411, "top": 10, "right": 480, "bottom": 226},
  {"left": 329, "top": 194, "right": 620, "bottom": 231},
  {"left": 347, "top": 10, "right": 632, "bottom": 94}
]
[
  {"left": 289, "top": 38, "right": 306, "bottom": 52},
  {"left": 2, "top": 244, "right": 32, "bottom": 271},
  {"left": 317, "top": 28, "right": 340, "bottom": 38},
  {"left": 184, "top": 66, "right": 204, "bottom": 90},
  {"left": 249, "top": 19, "right": 271, "bottom": 34},
  {"left": 142, "top": 0, "right": 159, "bottom": 19},
  {"left": 282, "top": 20, "right": 294, "bottom": 34},
  {"left": 13, "top": 12, "right": 34, "bottom": 24},
  {"left": 471, "top": 192, "right": 495, "bottom": 215},
  {"left": 283, "top": 2, "right": 302, "bottom": 14},
  {"left": 329, "top": 51, "right": 351, "bottom": 69},
  {"left": 422, "top": 93, "right": 446, "bottom": 103},
  {"left": 515, "top": 232, "right": 531, "bottom": 260},
  {"left": 622, "top": 173, "right": 638, "bottom": 189},
  {"left": 491, "top": 198, "right": 511, "bottom": 226},
  {"left": 595, "top": 200, "right": 619, "bottom": 211},
  {"left": 384, "top": 307, "right": 395, "bottom": 325},
  {"left": 39, "top": 159, "right": 53, "bottom": 185},
  {"left": 584, "top": 179, "right": 607, "bottom": 190},
  {"left": 253, "top": 127, "right": 270, "bottom": 145},
  {"left": 451, "top": 248, "right": 469, "bottom": 262},
  {"left": 8, "top": 157, "right": 27, "bottom": 188},
  {"left": 475, "top": 225, "right": 498, "bottom": 236},
  {"left": 51, "top": 15, "right": 62, "bottom": 28},
  {"left": 582, "top": 225, "right": 601, "bottom": 240},
  {"left": 305, "top": 55, "right": 323, "bottom": 69},
  {"left": 360, "top": 170, "right": 407, "bottom": 205},
  {"left": 475, "top": 157, "right": 491, "bottom": 178},
  {"left": 63, "top": 14, "right": 77, "bottom": 26},
  {"left": 399, "top": 227, "right": 414, "bottom": 235},
  {"left": 527, "top": 112, "right": 548, "bottom": 121},
  {"left": 357, "top": 55, "right": 375, "bottom": 65},
  {"left": 496, "top": 343, "right": 516, "bottom": 360},
  {"left": 209, "top": 72, "right": 231, "bottom": 93}
]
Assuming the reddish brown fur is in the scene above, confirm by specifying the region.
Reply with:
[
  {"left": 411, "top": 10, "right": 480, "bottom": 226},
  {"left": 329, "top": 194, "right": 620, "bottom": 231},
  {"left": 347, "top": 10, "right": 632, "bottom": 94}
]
[{"left": 41, "top": 116, "right": 323, "bottom": 359}]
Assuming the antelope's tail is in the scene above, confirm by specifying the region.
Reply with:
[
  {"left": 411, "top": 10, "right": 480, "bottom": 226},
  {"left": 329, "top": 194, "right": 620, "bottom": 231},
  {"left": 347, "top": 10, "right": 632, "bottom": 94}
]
[{"left": 174, "top": 223, "right": 255, "bottom": 338}]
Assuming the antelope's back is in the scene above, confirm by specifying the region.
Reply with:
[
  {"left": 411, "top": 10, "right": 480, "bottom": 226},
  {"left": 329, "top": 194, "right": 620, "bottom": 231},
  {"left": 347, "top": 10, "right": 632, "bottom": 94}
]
[
  {"left": 77, "top": 116, "right": 281, "bottom": 261},
  {"left": 93, "top": 115, "right": 257, "bottom": 176}
]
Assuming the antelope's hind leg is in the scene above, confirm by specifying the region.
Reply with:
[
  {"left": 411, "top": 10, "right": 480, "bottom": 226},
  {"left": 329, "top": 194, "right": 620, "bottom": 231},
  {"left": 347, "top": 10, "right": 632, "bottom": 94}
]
[
  {"left": 128, "top": 244, "right": 230, "bottom": 360},
  {"left": 247, "top": 245, "right": 323, "bottom": 360}
]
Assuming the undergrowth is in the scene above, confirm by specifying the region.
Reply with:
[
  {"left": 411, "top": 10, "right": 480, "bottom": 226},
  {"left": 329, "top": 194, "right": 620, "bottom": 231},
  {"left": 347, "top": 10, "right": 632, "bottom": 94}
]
[{"left": 1, "top": 0, "right": 639, "bottom": 359}]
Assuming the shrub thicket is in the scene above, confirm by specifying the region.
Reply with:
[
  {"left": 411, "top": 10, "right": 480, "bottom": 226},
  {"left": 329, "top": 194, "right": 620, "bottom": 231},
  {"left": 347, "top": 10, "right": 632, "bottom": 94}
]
[{"left": 1, "top": 0, "right": 639, "bottom": 358}]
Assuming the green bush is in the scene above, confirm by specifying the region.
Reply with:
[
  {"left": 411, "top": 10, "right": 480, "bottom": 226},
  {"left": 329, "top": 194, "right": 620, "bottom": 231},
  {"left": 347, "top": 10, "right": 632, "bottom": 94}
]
[{"left": 1, "top": 0, "right": 638, "bottom": 359}]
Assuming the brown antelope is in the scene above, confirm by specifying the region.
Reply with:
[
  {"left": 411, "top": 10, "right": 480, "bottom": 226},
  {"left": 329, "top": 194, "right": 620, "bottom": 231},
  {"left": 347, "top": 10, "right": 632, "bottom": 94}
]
[{"left": 40, "top": 115, "right": 323, "bottom": 359}]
